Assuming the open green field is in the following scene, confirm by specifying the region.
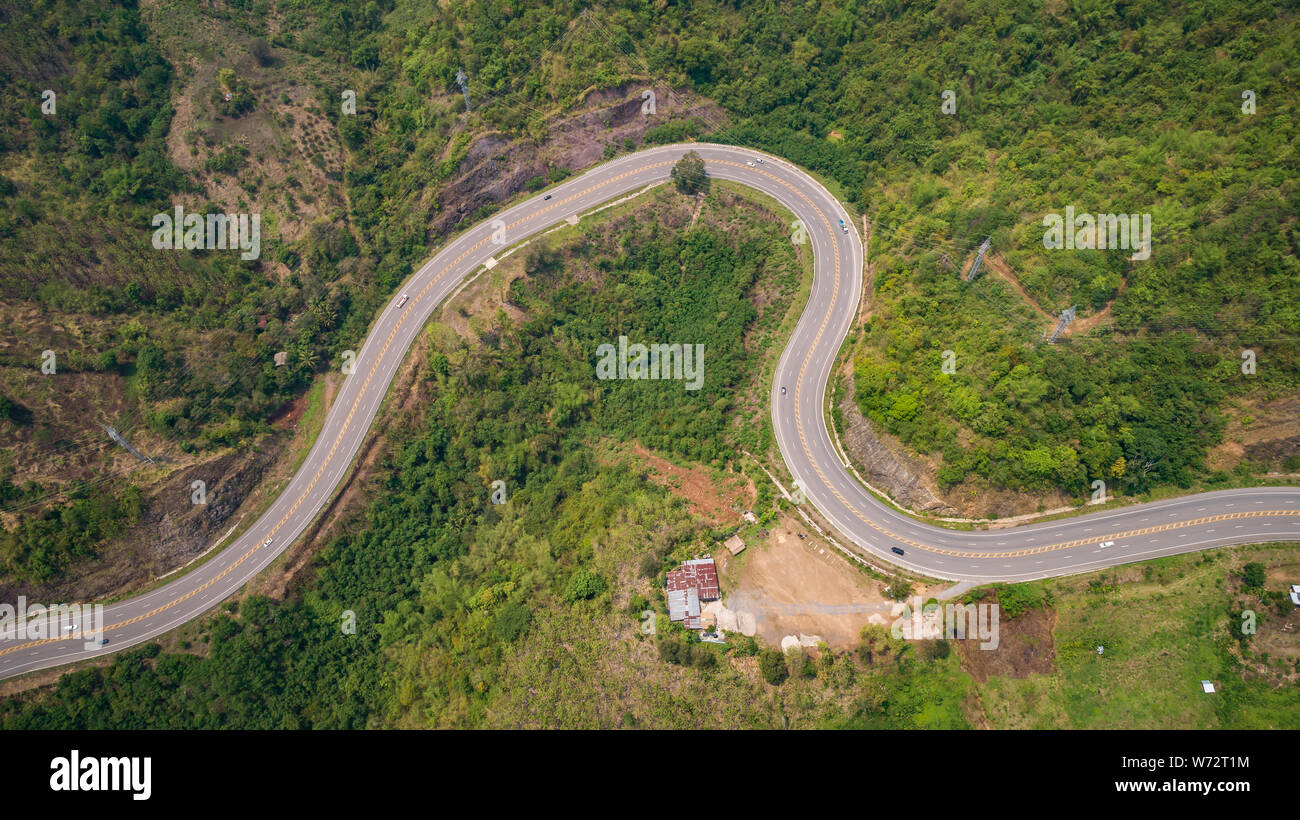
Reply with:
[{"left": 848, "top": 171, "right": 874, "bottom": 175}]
[{"left": 976, "top": 544, "right": 1300, "bottom": 729}]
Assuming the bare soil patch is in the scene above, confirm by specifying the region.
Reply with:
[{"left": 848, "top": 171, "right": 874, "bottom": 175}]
[
  {"left": 268, "top": 381, "right": 314, "bottom": 431},
  {"left": 953, "top": 592, "right": 1057, "bottom": 683},
  {"left": 1209, "top": 395, "right": 1300, "bottom": 473},
  {"left": 429, "top": 84, "right": 723, "bottom": 240},
  {"left": 975, "top": 251, "right": 1124, "bottom": 338},
  {"left": 614, "top": 442, "right": 754, "bottom": 528},
  {"left": 724, "top": 518, "right": 914, "bottom": 650},
  {"left": 977, "top": 252, "right": 1055, "bottom": 325}
]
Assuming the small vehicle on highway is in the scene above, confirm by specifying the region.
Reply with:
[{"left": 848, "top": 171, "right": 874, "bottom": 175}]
[
  {"left": 100, "top": 638, "right": 109, "bottom": 645},
  {"left": 781, "top": 386, "right": 786, "bottom": 395},
  {"left": 1100, "top": 540, "right": 1115, "bottom": 548},
  {"left": 262, "top": 537, "right": 273, "bottom": 547},
  {"left": 544, "top": 194, "right": 552, "bottom": 200},
  {"left": 891, "top": 546, "right": 905, "bottom": 556},
  {"left": 756, "top": 157, "right": 764, "bottom": 163},
  {"left": 396, "top": 294, "right": 409, "bottom": 309},
  {"left": 838, "top": 218, "right": 848, "bottom": 233},
  {"left": 746, "top": 160, "right": 755, "bottom": 167}
]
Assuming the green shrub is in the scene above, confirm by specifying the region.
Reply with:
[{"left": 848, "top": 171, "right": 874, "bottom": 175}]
[
  {"left": 759, "top": 649, "right": 787, "bottom": 685},
  {"left": 563, "top": 569, "right": 607, "bottom": 602},
  {"left": 1242, "top": 562, "right": 1267, "bottom": 590},
  {"left": 996, "top": 582, "right": 1049, "bottom": 618},
  {"left": 494, "top": 602, "right": 532, "bottom": 642}
]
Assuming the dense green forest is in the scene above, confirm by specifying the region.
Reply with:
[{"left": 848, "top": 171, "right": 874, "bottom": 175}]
[
  {"left": 4, "top": 0, "right": 1297, "bottom": 573},
  {"left": 835, "top": 0, "right": 1300, "bottom": 497},
  {"left": 3, "top": 0, "right": 1294, "bottom": 521},
  {"left": 1, "top": 190, "right": 857, "bottom": 727},
  {"left": 6, "top": 190, "right": 1295, "bottom": 728},
  {"left": 0, "top": 0, "right": 1297, "bottom": 723},
  {"left": 363, "top": 0, "right": 1300, "bottom": 498}
]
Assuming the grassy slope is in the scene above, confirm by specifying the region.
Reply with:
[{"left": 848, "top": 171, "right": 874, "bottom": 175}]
[
  {"left": 978, "top": 544, "right": 1300, "bottom": 729},
  {"left": 1, "top": 0, "right": 1297, "bottom": 728},
  {"left": 3, "top": 183, "right": 1297, "bottom": 728}
]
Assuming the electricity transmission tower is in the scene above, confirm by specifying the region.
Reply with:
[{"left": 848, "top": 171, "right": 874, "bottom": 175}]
[
  {"left": 1045, "top": 305, "right": 1076, "bottom": 343},
  {"left": 456, "top": 67, "right": 471, "bottom": 111},
  {"left": 964, "top": 236, "right": 991, "bottom": 281},
  {"left": 103, "top": 424, "right": 154, "bottom": 464}
]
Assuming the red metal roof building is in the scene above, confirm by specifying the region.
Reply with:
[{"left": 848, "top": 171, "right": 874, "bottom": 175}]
[
  {"left": 665, "top": 558, "right": 720, "bottom": 629},
  {"left": 667, "top": 558, "right": 720, "bottom": 601}
]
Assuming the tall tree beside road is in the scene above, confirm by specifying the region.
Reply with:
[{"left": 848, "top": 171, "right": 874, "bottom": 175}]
[{"left": 671, "top": 150, "right": 708, "bottom": 196}]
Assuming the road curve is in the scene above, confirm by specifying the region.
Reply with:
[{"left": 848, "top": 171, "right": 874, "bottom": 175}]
[{"left": 2, "top": 143, "right": 1297, "bottom": 680}]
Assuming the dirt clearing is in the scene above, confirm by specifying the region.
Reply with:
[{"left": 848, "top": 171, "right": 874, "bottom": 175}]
[
  {"left": 605, "top": 442, "right": 754, "bottom": 528},
  {"left": 719, "top": 517, "right": 939, "bottom": 649}
]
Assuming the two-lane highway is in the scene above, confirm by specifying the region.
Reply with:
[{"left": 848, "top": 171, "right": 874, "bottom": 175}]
[{"left": 2, "top": 144, "right": 1297, "bottom": 681}]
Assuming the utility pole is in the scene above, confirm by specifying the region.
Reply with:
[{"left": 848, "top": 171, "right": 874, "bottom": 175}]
[
  {"left": 1045, "top": 305, "right": 1076, "bottom": 343},
  {"left": 103, "top": 424, "right": 154, "bottom": 465},
  {"left": 964, "top": 236, "right": 991, "bottom": 281},
  {"left": 456, "top": 67, "right": 471, "bottom": 111}
]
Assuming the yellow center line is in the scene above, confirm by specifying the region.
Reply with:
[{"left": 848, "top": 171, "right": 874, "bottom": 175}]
[
  {"left": 4, "top": 152, "right": 1292, "bottom": 660},
  {"left": 0, "top": 158, "right": 676, "bottom": 659},
  {"left": 740, "top": 161, "right": 1300, "bottom": 562}
]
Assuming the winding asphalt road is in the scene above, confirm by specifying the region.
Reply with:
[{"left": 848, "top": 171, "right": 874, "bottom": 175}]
[{"left": 1, "top": 143, "right": 1297, "bottom": 681}]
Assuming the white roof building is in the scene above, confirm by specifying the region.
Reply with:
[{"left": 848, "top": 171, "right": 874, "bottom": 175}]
[{"left": 667, "top": 587, "right": 701, "bottom": 629}]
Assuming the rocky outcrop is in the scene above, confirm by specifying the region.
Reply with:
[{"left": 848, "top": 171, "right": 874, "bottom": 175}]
[
  {"left": 138, "top": 447, "right": 280, "bottom": 570},
  {"left": 429, "top": 84, "right": 723, "bottom": 238},
  {"left": 0, "top": 439, "right": 284, "bottom": 605},
  {"left": 836, "top": 372, "right": 958, "bottom": 516}
]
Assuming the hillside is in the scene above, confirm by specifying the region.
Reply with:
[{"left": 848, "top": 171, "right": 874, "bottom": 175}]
[
  {"left": 4, "top": 183, "right": 1298, "bottom": 728},
  {"left": 0, "top": 0, "right": 1296, "bottom": 730}
]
